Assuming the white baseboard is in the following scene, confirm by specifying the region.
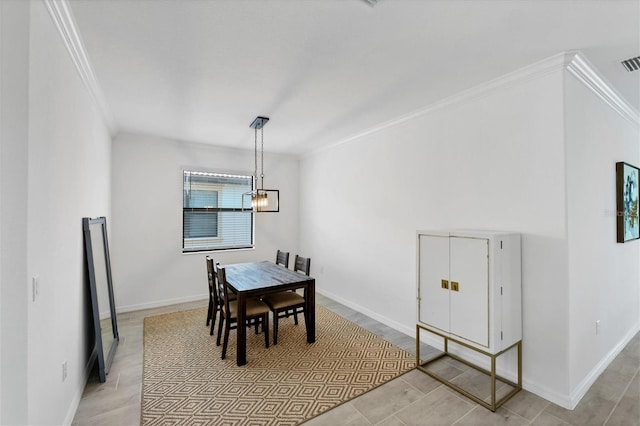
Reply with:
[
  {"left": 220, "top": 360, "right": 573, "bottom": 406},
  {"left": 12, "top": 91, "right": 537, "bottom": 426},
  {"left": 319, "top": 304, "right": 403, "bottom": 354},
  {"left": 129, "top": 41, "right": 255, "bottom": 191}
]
[
  {"left": 317, "top": 288, "right": 415, "bottom": 337},
  {"left": 63, "top": 347, "right": 97, "bottom": 425},
  {"left": 567, "top": 322, "right": 640, "bottom": 409},
  {"left": 523, "top": 379, "right": 573, "bottom": 409},
  {"left": 116, "top": 293, "right": 208, "bottom": 314}
]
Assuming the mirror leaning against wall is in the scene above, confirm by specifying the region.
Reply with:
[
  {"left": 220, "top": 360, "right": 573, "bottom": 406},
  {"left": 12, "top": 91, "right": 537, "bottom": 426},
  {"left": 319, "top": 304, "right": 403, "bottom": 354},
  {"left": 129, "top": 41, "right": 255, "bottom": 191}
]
[{"left": 83, "top": 217, "right": 119, "bottom": 382}]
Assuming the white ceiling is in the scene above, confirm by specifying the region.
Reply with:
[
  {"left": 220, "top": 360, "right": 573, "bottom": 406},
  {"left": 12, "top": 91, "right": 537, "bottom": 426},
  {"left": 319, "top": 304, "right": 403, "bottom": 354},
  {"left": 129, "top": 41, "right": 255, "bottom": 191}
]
[{"left": 68, "top": 0, "right": 640, "bottom": 156}]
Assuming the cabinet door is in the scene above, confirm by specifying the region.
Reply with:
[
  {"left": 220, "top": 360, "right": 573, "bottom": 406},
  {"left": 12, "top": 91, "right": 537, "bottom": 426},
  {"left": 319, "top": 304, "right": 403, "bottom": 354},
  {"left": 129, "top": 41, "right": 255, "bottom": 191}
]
[
  {"left": 450, "top": 236, "right": 489, "bottom": 347},
  {"left": 418, "top": 235, "right": 450, "bottom": 333}
]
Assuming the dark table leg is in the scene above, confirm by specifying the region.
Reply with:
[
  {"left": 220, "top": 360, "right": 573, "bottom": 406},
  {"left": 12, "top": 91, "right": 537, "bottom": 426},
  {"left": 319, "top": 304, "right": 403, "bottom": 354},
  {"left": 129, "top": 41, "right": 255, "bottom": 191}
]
[
  {"left": 305, "top": 279, "right": 316, "bottom": 343},
  {"left": 236, "top": 292, "right": 247, "bottom": 366}
]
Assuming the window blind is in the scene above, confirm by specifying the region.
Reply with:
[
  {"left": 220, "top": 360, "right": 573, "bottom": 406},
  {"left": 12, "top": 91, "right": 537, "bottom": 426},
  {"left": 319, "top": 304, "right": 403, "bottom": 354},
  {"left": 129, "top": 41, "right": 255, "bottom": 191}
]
[{"left": 183, "top": 171, "right": 253, "bottom": 252}]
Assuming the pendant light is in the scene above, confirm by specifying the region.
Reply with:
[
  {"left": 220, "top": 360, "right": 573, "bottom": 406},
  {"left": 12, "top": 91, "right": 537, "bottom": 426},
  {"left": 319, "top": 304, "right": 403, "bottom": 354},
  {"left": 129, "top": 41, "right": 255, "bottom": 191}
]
[{"left": 244, "top": 116, "right": 279, "bottom": 212}]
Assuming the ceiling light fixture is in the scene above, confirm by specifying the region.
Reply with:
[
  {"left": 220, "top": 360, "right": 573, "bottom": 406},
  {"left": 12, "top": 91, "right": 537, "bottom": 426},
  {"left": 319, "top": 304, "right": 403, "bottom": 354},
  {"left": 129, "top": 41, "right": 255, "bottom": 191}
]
[{"left": 243, "top": 116, "right": 279, "bottom": 213}]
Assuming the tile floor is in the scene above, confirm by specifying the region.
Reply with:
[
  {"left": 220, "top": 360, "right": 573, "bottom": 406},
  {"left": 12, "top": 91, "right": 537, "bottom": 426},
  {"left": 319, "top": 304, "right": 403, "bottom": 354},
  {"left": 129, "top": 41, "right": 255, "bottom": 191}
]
[{"left": 73, "top": 294, "right": 639, "bottom": 425}]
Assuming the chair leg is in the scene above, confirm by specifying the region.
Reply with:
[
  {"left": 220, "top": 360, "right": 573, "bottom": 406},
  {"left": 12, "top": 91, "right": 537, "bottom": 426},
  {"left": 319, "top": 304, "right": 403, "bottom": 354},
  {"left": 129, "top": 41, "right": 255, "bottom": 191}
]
[
  {"left": 206, "top": 300, "right": 213, "bottom": 326},
  {"left": 273, "top": 311, "right": 279, "bottom": 345},
  {"left": 209, "top": 305, "right": 217, "bottom": 336},
  {"left": 216, "top": 313, "right": 224, "bottom": 346},
  {"left": 263, "top": 313, "right": 269, "bottom": 348},
  {"left": 222, "top": 320, "right": 230, "bottom": 359},
  {"left": 293, "top": 308, "right": 299, "bottom": 325}
]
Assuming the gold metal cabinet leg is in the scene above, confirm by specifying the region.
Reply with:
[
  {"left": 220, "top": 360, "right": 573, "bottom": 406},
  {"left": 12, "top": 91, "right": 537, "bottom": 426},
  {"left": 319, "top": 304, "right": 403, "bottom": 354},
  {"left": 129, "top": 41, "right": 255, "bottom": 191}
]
[{"left": 415, "top": 323, "right": 522, "bottom": 412}]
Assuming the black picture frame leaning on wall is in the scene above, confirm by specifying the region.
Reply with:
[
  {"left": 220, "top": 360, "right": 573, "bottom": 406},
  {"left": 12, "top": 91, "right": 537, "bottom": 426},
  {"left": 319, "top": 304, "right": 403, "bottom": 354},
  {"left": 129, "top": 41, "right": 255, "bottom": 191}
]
[
  {"left": 83, "top": 217, "right": 119, "bottom": 382},
  {"left": 616, "top": 162, "right": 640, "bottom": 243}
]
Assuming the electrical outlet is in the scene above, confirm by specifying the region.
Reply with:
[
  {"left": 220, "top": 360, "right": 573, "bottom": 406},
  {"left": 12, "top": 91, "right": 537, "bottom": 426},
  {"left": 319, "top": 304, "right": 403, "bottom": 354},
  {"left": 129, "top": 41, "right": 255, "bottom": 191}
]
[
  {"left": 596, "top": 320, "right": 601, "bottom": 335},
  {"left": 62, "top": 361, "right": 68, "bottom": 382}
]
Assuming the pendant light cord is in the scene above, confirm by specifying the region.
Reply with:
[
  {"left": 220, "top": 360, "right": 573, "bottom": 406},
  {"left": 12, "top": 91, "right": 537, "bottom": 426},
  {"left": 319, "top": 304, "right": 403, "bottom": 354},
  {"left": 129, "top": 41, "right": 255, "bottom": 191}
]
[
  {"left": 254, "top": 126, "right": 258, "bottom": 191},
  {"left": 260, "top": 127, "right": 265, "bottom": 190}
]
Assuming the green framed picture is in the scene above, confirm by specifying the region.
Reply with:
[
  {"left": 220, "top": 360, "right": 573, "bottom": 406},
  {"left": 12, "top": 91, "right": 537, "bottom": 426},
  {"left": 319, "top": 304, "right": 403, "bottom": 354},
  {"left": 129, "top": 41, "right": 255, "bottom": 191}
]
[{"left": 616, "top": 162, "right": 639, "bottom": 243}]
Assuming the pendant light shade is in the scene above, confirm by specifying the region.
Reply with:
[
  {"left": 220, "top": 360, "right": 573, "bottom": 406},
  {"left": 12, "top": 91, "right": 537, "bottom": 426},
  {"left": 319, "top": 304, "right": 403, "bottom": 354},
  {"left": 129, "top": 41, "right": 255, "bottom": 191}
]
[{"left": 243, "top": 116, "right": 279, "bottom": 212}]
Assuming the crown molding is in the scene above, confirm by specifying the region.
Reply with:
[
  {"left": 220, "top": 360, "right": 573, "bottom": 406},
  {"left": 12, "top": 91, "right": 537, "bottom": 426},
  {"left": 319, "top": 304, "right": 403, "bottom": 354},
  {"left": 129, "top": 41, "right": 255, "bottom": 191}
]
[
  {"left": 43, "top": 0, "right": 117, "bottom": 135},
  {"left": 567, "top": 52, "right": 640, "bottom": 126},
  {"left": 306, "top": 52, "right": 573, "bottom": 158},
  {"left": 306, "top": 50, "right": 638, "bottom": 158}
]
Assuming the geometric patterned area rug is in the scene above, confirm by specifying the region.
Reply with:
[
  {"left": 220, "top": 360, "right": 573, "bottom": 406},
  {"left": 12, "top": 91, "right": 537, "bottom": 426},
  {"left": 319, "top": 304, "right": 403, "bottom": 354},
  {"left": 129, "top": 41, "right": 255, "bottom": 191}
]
[{"left": 142, "top": 305, "right": 415, "bottom": 425}]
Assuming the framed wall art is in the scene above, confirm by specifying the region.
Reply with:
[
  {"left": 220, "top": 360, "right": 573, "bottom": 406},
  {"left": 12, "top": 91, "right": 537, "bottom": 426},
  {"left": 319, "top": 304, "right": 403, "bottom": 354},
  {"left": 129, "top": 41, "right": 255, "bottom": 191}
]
[{"left": 616, "top": 162, "right": 639, "bottom": 243}]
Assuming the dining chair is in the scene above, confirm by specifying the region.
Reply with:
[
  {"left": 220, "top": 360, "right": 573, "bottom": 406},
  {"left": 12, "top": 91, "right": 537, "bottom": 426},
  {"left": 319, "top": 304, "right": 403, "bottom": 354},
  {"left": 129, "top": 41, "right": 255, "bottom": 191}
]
[
  {"left": 216, "top": 266, "right": 270, "bottom": 359},
  {"left": 262, "top": 255, "right": 311, "bottom": 344},
  {"left": 206, "top": 256, "right": 216, "bottom": 329},
  {"left": 276, "top": 250, "right": 290, "bottom": 268},
  {"left": 206, "top": 258, "right": 237, "bottom": 336}
]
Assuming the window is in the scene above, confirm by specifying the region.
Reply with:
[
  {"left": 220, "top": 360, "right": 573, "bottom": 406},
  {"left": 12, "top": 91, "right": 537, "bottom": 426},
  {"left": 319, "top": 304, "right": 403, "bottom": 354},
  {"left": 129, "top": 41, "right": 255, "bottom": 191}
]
[{"left": 183, "top": 170, "right": 254, "bottom": 252}]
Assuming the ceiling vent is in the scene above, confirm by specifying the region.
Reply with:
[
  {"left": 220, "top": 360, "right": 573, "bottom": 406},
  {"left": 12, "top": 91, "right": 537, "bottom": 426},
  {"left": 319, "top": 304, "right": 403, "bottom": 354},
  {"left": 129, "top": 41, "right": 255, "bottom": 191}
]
[{"left": 621, "top": 56, "right": 640, "bottom": 72}]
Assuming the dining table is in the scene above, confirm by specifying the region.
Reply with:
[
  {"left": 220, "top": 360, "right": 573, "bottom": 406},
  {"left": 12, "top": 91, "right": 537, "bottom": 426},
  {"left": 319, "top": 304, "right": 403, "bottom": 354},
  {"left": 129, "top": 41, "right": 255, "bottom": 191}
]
[{"left": 223, "top": 261, "right": 316, "bottom": 366}]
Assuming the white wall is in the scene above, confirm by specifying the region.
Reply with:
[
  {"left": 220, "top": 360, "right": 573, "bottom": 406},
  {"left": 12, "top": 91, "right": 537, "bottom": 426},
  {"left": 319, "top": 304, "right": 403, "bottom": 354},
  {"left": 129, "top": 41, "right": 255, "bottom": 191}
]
[
  {"left": 300, "top": 66, "right": 572, "bottom": 403},
  {"left": 111, "top": 133, "right": 299, "bottom": 311},
  {"left": 564, "top": 71, "right": 640, "bottom": 401},
  {"left": 0, "top": 1, "right": 30, "bottom": 423},
  {"left": 1, "top": 2, "right": 2, "bottom": 417},
  {"left": 21, "top": 1, "right": 111, "bottom": 425}
]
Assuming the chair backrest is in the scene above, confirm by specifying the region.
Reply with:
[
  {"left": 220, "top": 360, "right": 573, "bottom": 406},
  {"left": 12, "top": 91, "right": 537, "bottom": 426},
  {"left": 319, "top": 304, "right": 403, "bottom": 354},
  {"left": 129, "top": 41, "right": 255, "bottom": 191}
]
[
  {"left": 293, "top": 255, "right": 311, "bottom": 276},
  {"left": 216, "top": 265, "right": 231, "bottom": 314},
  {"left": 206, "top": 256, "right": 217, "bottom": 304},
  {"left": 276, "top": 250, "right": 290, "bottom": 268}
]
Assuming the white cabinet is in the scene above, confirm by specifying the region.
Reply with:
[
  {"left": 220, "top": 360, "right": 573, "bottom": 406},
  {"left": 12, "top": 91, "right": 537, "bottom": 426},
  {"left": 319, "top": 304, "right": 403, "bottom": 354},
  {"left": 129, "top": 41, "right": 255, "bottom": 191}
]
[{"left": 417, "top": 230, "right": 521, "bottom": 354}]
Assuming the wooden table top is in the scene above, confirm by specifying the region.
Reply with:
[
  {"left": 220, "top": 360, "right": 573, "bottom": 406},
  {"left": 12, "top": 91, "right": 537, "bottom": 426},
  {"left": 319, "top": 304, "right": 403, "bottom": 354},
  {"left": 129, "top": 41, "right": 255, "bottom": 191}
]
[{"left": 223, "top": 261, "right": 314, "bottom": 293}]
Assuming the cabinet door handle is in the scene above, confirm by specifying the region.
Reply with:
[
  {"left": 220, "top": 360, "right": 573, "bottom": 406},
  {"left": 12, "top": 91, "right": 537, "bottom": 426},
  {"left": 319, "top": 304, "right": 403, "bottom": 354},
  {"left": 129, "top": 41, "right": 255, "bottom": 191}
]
[
  {"left": 451, "top": 281, "right": 459, "bottom": 292},
  {"left": 441, "top": 279, "right": 449, "bottom": 289}
]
